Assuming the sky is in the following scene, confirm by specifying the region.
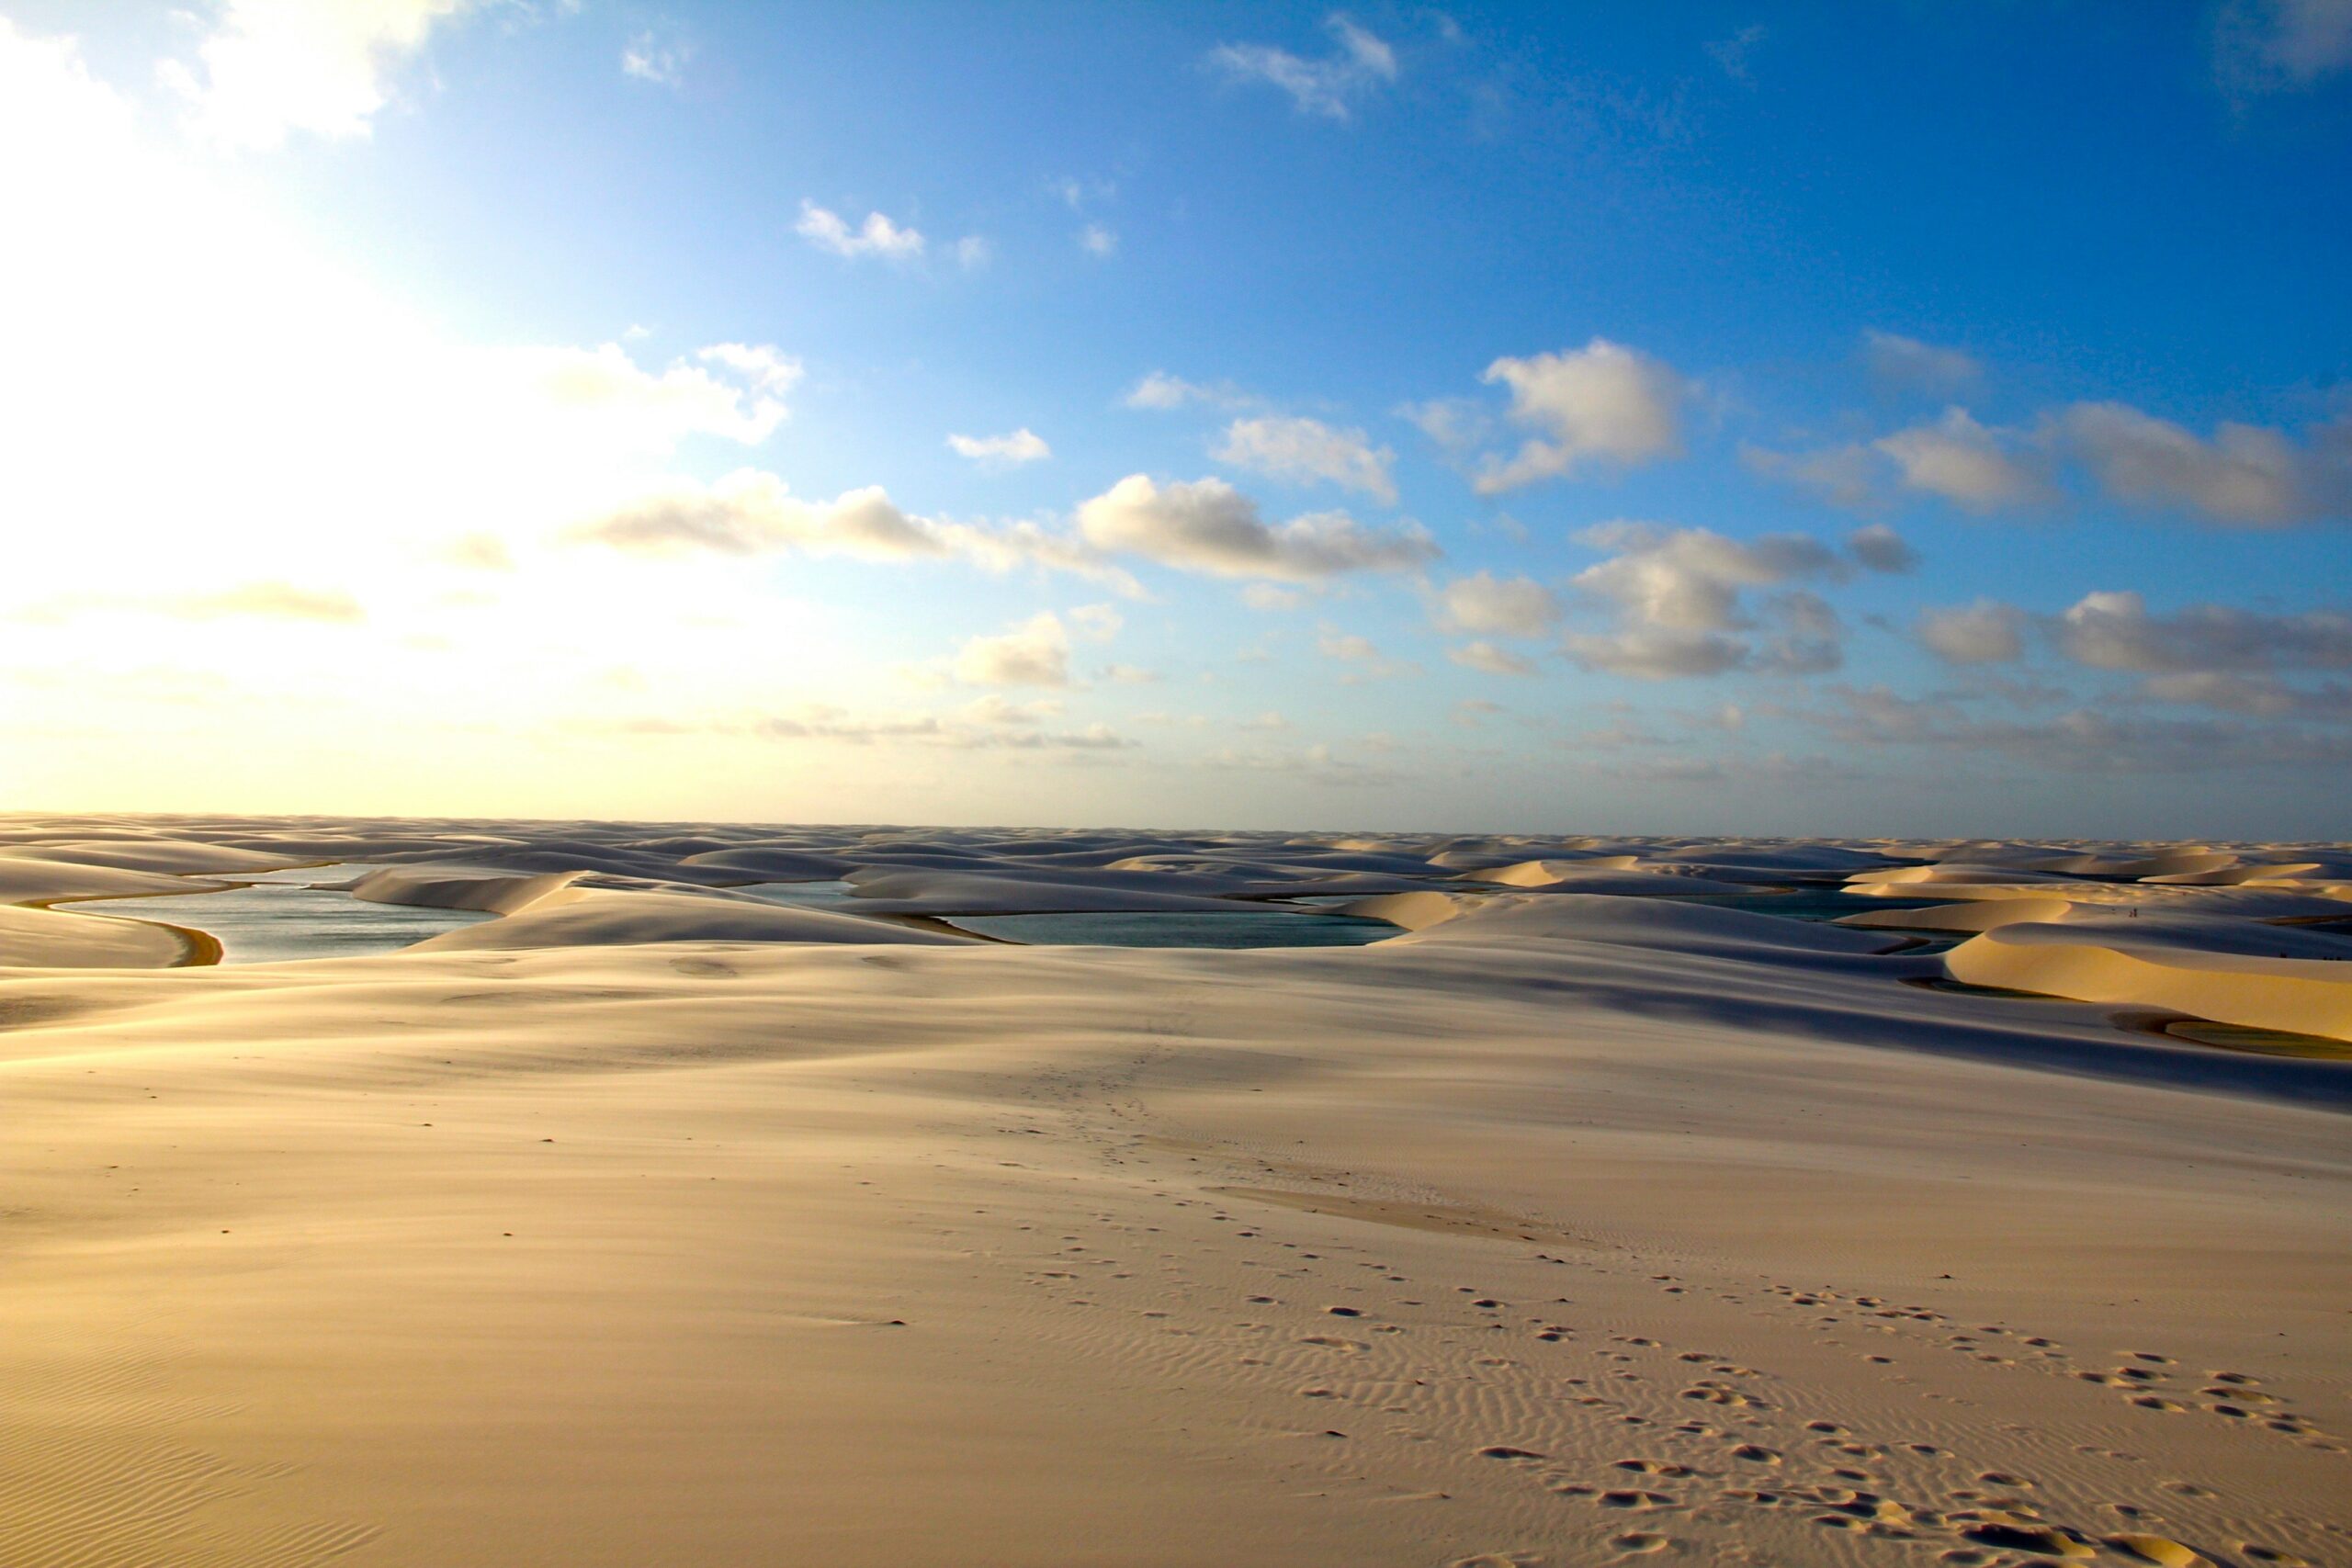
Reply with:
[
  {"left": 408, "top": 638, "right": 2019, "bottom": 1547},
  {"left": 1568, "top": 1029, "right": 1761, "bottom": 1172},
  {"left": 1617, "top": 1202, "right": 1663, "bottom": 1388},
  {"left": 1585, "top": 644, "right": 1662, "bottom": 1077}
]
[{"left": 2, "top": 1, "right": 2348, "bottom": 838}]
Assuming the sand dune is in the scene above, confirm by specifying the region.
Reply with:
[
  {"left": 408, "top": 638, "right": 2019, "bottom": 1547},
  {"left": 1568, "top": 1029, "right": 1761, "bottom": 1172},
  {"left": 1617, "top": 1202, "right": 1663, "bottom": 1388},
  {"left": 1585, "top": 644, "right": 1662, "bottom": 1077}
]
[
  {"left": 0, "top": 814, "right": 2346, "bottom": 1566},
  {"left": 0, "top": 901, "right": 197, "bottom": 967},
  {"left": 1948, "top": 923, "right": 2352, "bottom": 1042},
  {"left": 408, "top": 886, "right": 977, "bottom": 951}
]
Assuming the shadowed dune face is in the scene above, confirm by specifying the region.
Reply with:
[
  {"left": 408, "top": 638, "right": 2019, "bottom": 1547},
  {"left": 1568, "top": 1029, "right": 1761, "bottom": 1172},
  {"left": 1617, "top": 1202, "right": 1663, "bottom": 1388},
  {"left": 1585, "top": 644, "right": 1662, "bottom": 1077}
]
[{"left": 0, "top": 814, "right": 2346, "bottom": 1567}]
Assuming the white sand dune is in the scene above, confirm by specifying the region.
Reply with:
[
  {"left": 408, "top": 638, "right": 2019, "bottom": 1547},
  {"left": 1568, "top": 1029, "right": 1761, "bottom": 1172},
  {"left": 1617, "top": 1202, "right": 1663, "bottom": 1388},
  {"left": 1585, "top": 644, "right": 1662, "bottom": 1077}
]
[
  {"left": 0, "top": 852, "right": 229, "bottom": 905},
  {"left": 0, "top": 814, "right": 2346, "bottom": 1567},
  {"left": 346, "top": 865, "right": 585, "bottom": 915},
  {"left": 0, "top": 901, "right": 197, "bottom": 967},
  {"left": 408, "top": 886, "right": 978, "bottom": 952}
]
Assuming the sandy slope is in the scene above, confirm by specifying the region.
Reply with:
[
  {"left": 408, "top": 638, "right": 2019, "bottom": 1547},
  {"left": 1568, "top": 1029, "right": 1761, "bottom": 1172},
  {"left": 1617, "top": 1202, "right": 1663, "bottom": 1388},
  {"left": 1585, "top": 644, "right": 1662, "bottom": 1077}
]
[{"left": 0, "top": 815, "right": 2346, "bottom": 1568}]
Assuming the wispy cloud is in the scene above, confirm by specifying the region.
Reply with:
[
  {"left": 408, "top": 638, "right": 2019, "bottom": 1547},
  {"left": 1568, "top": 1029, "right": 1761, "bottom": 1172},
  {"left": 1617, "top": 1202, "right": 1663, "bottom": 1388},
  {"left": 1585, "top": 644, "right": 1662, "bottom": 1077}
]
[{"left": 1210, "top": 13, "right": 1399, "bottom": 120}]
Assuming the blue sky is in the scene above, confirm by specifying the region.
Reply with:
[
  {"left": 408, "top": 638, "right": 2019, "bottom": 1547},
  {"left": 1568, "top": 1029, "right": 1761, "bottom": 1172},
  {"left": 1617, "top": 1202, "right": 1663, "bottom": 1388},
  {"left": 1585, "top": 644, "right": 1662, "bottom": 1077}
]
[{"left": 2, "top": 1, "right": 2348, "bottom": 836}]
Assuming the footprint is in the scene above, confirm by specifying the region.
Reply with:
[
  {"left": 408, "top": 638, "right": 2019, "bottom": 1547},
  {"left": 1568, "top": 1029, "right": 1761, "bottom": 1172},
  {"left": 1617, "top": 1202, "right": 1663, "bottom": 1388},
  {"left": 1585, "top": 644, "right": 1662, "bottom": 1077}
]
[
  {"left": 1476, "top": 1445, "right": 1547, "bottom": 1461},
  {"left": 1611, "top": 1531, "right": 1670, "bottom": 1554},
  {"left": 1614, "top": 1460, "right": 1696, "bottom": 1478},
  {"left": 1598, "top": 1490, "right": 1676, "bottom": 1510},
  {"left": 1961, "top": 1523, "right": 2093, "bottom": 1558},
  {"left": 1729, "top": 1444, "right": 1780, "bottom": 1465}
]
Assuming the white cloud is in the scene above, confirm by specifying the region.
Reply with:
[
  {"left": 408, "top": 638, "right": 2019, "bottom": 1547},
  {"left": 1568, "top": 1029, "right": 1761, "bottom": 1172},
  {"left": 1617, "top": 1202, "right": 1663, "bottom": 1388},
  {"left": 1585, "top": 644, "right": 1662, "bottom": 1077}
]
[
  {"left": 1122, "top": 370, "right": 1256, "bottom": 411},
  {"left": 1211, "top": 14, "right": 1398, "bottom": 120},
  {"left": 621, "top": 30, "right": 690, "bottom": 88},
  {"left": 160, "top": 0, "right": 474, "bottom": 151},
  {"left": 2048, "top": 401, "right": 2343, "bottom": 525},
  {"left": 1080, "top": 223, "right": 1118, "bottom": 257},
  {"left": 571, "top": 470, "right": 1139, "bottom": 592},
  {"left": 953, "top": 235, "right": 992, "bottom": 269},
  {"left": 1847, "top": 524, "right": 1918, "bottom": 573},
  {"left": 1432, "top": 571, "right": 1562, "bottom": 637},
  {"left": 1474, "top": 339, "right": 1687, "bottom": 493},
  {"left": 1241, "top": 583, "right": 1306, "bottom": 611},
  {"left": 1561, "top": 522, "right": 1849, "bottom": 680},
  {"left": 1564, "top": 626, "right": 1749, "bottom": 680},
  {"left": 1917, "top": 600, "right": 2028, "bottom": 665},
  {"left": 1448, "top": 640, "right": 1539, "bottom": 677},
  {"left": 1076, "top": 475, "right": 1437, "bottom": 581},
  {"left": 1212, "top": 416, "right": 1396, "bottom": 502},
  {"left": 514, "top": 341, "right": 793, "bottom": 448},
  {"left": 1873, "top": 407, "right": 2052, "bottom": 511},
  {"left": 2057, "top": 590, "right": 2352, "bottom": 672},
  {"left": 1860, "top": 329, "right": 1979, "bottom": 390},
  {"left": 1571, "top": 522, "right": 1838, "bottom": 633},
  {"left": 695, "top": 342, "right": 802, "bottom": 399},
  {"left": 947, "top": 428, "right": 1051, "bottom": 465},
  {"left": 954, "top": 613, "right": 1070, "bottom": 687},
  {"left": 796, "top": 199, "right": 925, "bottom": 261}
]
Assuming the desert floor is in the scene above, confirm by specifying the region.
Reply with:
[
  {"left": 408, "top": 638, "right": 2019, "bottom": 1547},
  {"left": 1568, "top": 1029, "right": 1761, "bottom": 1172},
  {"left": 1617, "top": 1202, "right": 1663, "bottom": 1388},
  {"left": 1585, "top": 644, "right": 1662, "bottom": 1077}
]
[{"left": 3, "top": 815, "right": 2346, "bottom": 1567}]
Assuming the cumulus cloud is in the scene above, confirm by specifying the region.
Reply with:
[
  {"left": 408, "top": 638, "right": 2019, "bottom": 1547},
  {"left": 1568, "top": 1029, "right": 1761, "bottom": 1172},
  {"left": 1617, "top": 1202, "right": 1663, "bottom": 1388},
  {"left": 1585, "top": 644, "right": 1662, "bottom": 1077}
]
[
  {"left": 1860, "top": 329, "right": 1979, "bottom": 390},
  {"left": 1917, "top": 600, "right": 2029, "bottom": 665},
  {"left": 515, "top": 340, "right": 792, "bottom": 449},
  {"left": 2056, "top": 590, "right": 2352, "bottom": 672},
  {"left": 1076, "top": 474, "right": 1437, "bottom": 581},
  {"left": 2046, "top": 401, "right": 2346, "bottom": 525},
  {"left": 1212, "top": 416, "right": 1396, "bottom": 502},
  {"left": 1210, "top": 13, "right": 1398, "bottom": 120},
  {"left": 947, "top": 428, "right": 1051, "bottom": 465},
  {"left": 1080, "top": 222, "right": 1118, "bottom": 257},
  {"left": 1473, "top": 339, "right": 1687, "bottom": 494},
  {"left": 1432, "top": 571, "right": 1562, "bottom": 637},
  {"left": 954, "top": 613, "right": 1070, "bottom": 687},
  {"left": 695, "top": 342, "right": 802, "bottom": 399},
  {"left": 1448, "top": 640, "right": 1539, "bottom": 677},
  {"left": 159, "top": 0, "right": 475, "bottom": 151},
  {"left": 1560, "top": 522, "right": 1849, "bottom": 679},
  {"left": 1846, "top": 524, "right": 1919, "bottom": 573},
  {"left": 571, "top": 469, "right": 1138, "bottom": 592},
  {"left": 1873, "top": 407, "right": 2052, "bottom": 511},
  {"left": 796, "top": 200, "right": 925, "bottom": 260}
]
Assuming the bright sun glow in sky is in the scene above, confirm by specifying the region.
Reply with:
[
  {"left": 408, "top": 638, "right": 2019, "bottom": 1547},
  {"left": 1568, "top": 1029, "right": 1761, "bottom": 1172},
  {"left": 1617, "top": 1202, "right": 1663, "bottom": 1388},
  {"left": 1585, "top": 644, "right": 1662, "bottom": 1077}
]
[{"left": 3, "top": 1, "right": 2349, "bottom": 835}]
